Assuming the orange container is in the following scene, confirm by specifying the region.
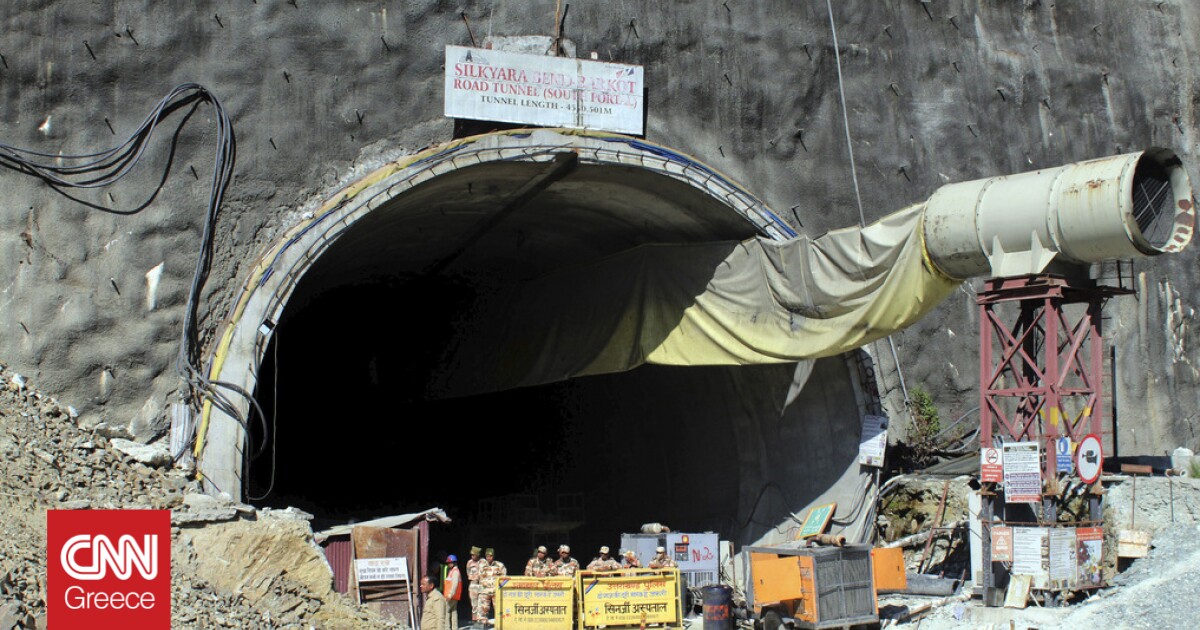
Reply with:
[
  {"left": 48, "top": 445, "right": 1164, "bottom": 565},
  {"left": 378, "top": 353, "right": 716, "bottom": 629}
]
[
  {"left": 744, "top": 545, "right": 878, "bottom": 628},
  {"left": 870, "top": 547, "right": 907, "bottom": 593}
]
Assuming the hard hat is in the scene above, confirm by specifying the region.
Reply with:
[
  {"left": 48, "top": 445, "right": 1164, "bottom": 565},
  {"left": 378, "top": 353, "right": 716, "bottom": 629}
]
[{"left": 447, "top": 554, "right": 458, "bottom": 562}]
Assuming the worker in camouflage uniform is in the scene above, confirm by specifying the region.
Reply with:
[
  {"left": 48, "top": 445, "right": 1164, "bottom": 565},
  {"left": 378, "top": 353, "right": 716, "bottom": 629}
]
[
  {"left": 552, "top": 545, "right": 580, "bottom": 577},
  {"left": 648, "top": 546, "right": 677, "bottom": 569},
  {"left": 621, "top": 549, "right": 642, "bottom": 571},
  {"left": 586, "top": 546, "right": 621, "bottom": 572},
  {"left": 479, "top": 548, "right": 507, "bottom": 625},
  {"left": 466, "top": 546, "right": 485, "bottom": 626},
  {"left": 524, "top": 545, "right": 553, "bottom": 577}
]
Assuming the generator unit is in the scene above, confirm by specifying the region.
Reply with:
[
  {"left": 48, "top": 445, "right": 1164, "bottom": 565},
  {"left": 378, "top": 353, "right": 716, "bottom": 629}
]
[
  {"left": 619, "top": 532, "right": 721, "bottom": 592},
  {"left": 743, "top": 544, "right": 878, "bottom": 629}
]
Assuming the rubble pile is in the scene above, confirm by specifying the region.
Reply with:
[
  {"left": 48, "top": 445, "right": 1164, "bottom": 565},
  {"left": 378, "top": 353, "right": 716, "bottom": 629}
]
[
  {"left": 1103, "top": 475, "right": 1200, "bottom": 533},
  {"left": 0, "top": 365, "right": 191, "bottom": 628},
  {"left": 877, "top": 476, "right": 971, "bottom": 575},
  {"left": 0, "top": 366, "right": 392, "bottom": 629}
]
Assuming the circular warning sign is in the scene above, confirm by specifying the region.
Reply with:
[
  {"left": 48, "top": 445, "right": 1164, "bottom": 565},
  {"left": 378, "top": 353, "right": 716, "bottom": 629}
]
[{"left": 1076, "top": 434, "right": 1103, "bottom": 484}]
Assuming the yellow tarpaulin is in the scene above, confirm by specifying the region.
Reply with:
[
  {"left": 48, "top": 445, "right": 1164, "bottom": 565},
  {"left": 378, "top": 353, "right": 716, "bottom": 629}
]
[{"left": 430, "top": 204, "right": 959, "bottom": 398}]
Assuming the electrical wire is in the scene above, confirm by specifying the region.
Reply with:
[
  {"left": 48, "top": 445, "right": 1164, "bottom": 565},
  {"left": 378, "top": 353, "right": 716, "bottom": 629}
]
[
  {"left": 246, "top": 330, "right": 279, "bottom": 501},
  {"left": 824, "top": 0, "right": 865, "bottom": 227},
  {"left": 0, "top": 84, "right": 267, "bottom": 484}
]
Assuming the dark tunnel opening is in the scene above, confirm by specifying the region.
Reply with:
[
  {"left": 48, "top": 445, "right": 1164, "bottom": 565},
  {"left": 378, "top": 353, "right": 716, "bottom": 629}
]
[
  {"left": 242, "top": 158, "right": 868, "bottom": 571},
  {"left": 246, "top": 273, "right": 863, "bottom": 569}
]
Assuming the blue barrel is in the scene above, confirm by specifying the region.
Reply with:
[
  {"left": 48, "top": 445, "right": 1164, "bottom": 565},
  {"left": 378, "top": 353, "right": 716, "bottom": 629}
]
[{"left": 701, "top": 584, "right": 733, "bottom": 630}]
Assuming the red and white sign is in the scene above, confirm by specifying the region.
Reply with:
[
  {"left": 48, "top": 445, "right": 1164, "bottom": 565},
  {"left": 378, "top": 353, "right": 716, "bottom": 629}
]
[
  {"left": 980, "top": 447, "right": 1003, "bottom": 483},
  {"left": 444, "top": 45, "right": 645, "bottom": 135},
  {"left": 1076, "top": 434, "right": 1103, "bottom": 483},
  {"left": 48, "top": 510, "right": 171, "bottom": 629},
  {"left": 990, "top": 526, "right": 1013, "bottom": 562}
]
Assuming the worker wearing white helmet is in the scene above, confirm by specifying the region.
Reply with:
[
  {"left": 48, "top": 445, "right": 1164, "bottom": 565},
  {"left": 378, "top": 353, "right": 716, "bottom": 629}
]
[
  {"left": 552, "top": 545, "right": 580, "bottom": 577},
  {"left": 649, "top": 546, "right": 677, "bottom": 569}
]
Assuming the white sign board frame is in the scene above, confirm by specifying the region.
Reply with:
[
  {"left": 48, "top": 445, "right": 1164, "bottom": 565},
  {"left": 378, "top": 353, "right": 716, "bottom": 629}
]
[
  {"left": 858, "top": 415, "right": 888, "bottom": 467},
  {"left": 444, "top": 45, "right": 645, "bottom": 135},
  {"left": 1011, "top": 527, "right": 1049, "bottom": 589},
  {"left": 1002, "top": 441, "right": 1041, "bottom": 503},
  {"left": 355, "top": 557, "right": 410, "bottom": 583},
  {"left": 1048, "top": 528, "right": 1077, "bottom": 589}
]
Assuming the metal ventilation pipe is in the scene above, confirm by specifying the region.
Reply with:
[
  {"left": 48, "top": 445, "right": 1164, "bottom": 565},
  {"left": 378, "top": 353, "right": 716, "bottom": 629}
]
[{"left": 922, "top": 148, "right": 1195, "bottom": 279}]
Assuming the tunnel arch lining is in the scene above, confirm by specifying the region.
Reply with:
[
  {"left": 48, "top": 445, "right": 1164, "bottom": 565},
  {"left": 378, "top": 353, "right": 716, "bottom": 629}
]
[{"left": 194, "top": 128, "right": 791, "bottom": 499}]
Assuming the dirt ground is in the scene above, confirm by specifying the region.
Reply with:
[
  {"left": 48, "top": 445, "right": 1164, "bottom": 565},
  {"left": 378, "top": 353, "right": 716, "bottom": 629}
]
[{"left": 0, "top": 367, "right": 395, "bottom": 629}]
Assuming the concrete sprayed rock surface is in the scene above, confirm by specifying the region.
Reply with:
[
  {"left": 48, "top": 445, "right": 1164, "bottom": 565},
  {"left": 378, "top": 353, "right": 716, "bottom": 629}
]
[
  {"left": 0, "top": 370, "right": 395, "bottom": 628},
  {"left": 0, "top": 1, "right": 1197, "bottom": 459}
]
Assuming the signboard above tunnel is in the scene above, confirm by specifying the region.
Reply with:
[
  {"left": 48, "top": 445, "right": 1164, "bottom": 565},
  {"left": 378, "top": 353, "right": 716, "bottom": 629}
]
[{"left": 444, "top": 45, "right": 645, "bottom": 135}]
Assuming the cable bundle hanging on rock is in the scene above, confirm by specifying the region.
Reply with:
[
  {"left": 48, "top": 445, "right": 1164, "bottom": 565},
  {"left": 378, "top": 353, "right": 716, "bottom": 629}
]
[{"left": 0, "top": 84, "right": 264, "bottom": 470}]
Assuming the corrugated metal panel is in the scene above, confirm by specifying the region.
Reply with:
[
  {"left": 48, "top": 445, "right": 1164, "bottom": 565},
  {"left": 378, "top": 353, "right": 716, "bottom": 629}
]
[
  {"left": 323, "top": 537, "right": 353, "bottom": 593},
  {"left": 813, "top": 548, "right": 875, "bottom": 625},
  {"left": 353, "top": 525, "right": 420, "bottom": 625}
]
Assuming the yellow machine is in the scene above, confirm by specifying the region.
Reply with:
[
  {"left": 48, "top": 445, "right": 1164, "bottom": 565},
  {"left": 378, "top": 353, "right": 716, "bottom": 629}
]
[{"left": 744, "top": 545, "right": 890, "bottom": 629}]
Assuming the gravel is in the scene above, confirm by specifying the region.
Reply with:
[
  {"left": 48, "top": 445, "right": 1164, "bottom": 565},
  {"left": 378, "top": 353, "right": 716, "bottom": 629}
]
[{"left": 0, "top": 366, "right": 398, "bottom": 629}]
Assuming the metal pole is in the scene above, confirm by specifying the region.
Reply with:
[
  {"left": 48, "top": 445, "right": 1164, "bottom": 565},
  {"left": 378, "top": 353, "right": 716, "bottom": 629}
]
[
  {"left": 980, "top": 494, "right": 996, "bottom": 606},
  {"left": 1111, "top": 345, "right": 1119, "bottom": 460}
]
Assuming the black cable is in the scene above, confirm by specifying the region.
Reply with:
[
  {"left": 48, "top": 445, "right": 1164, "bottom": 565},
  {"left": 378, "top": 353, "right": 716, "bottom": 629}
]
[{"left": 1, "top": 84, "right": 266, "bottom": 478}]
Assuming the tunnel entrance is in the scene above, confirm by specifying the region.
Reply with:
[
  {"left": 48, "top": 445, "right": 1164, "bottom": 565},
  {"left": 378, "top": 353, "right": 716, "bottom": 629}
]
[
  {"left": 246, "top": 277, "right": 865, "bottom": 564},
  {"left": 201, "top": 130, "right": 870, "bottom": 564}
]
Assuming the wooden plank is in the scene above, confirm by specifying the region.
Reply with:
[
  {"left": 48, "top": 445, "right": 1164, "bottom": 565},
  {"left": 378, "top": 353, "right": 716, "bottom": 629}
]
[
  {"left": 918, "top": 481, "right": 951, "bottom": 573},
  {"left": 1003, "top": 574, "right": 1031, "bottom": 609},
  {"left": 1118, "top": 529, "right": 1151, "bottom": 558}
]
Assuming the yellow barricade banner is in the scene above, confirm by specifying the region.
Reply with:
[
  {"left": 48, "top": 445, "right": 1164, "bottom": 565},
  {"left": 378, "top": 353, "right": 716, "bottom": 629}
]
[
  {"left": 495, "top": 576, "right": 575, "bottom": 629},
  {"left": 580, "top": 570, "right": 680, "bottom": 628}
]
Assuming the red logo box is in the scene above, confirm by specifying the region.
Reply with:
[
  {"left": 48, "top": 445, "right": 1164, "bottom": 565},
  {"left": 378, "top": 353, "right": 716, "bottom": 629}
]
[{"left": 47, "top": 510, "right": 171, "bottom": 629}]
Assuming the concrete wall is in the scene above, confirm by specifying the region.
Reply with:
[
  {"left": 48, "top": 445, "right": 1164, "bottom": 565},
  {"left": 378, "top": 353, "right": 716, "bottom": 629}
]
[{"left": 2, "top": 1, "right": 1199, "bottom": 455}]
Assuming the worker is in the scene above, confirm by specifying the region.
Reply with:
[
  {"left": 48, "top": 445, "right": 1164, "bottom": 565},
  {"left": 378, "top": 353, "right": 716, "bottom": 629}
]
[
  {"left": 525, "top": 545, "right": 553, "bottom": 577},
  {"left": 552, "top": 545, "right": 580, "bottom": 577},
  {"left": 587, "top": 546, "right": 621, "bottom": 572},
  {"left": 621, "top": 550, "right": 642, "bottom": 571},
  {"left": 443, "top": 554, "right": 463, "bottom": 629},
  {"left": 466, "top": 546, "right": 486, "bottom": 626},
  {"left": 648, "top": 546, "right": 676, "bottom": 569},
  {"left": 479, "top": 548, "right": 507, "bottom": 626},
  {"left": 419, "top": 575, "right": 450, "bottom": 630}
]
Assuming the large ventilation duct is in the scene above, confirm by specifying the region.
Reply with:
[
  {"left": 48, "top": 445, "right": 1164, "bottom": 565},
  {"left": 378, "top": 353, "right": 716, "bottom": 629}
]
[{"left": 922, "top": 148, "right": 1194, "bottom": 279}]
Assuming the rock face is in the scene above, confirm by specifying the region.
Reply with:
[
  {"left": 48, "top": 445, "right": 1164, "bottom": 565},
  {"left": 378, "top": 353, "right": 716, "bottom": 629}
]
[{"left": 0, "top": 3, "right": 1197, "bottom": 454}]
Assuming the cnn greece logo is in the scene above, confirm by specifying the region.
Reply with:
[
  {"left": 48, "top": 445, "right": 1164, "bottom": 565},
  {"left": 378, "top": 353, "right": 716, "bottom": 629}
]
[
  {"left": 60, "top": 534, "right": 158, "bottom": 580},
  {"left": 48, "top": 510, "right": 170, "bottom": 629}
]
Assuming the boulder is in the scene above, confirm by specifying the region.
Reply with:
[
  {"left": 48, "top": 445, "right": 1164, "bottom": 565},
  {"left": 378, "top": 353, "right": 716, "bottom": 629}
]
[{"left": 109, "top": 438, "right": 171, "bottom": 468}]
